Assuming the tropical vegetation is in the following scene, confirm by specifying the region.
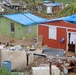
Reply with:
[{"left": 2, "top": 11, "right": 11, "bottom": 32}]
[
  {"left": 57, "top": 2, "right": 76, "bottom": 17},
  {"left": 23, "top": 0, "right": 76, "bottom": 4},
  {"left": 0, "top": 67, "right": 29, "bottom": 75},
  {"left": 56, "top": 0, "right": 76, "bottom": 3}
]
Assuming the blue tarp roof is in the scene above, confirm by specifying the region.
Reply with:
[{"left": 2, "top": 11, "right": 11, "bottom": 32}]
[
  {"left": 63, "top": 14, "right": 76, "bottom": 22},
  {"left": 3, "top": 12, "right": 49, "bottom": 26},
  {"left": 49, "top": 14, "right": 76, "bottom": 24}
]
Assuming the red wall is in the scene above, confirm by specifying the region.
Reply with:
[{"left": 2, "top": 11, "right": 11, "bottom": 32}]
[
  {"left": 38, "top": 25, "right": 48, "bottom": 46},
  {"left": 38, "top": 20, "right": 76, "bottom": 50},
  {"left": 57, "top": 28, "right": 66, "bottom": 50}
]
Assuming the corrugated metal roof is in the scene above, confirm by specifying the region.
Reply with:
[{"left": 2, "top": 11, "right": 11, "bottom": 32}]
[{"left": 3, "top": 12, "right": 49, "bottom": 26}]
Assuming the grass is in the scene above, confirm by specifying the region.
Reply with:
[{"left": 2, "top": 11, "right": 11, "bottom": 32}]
[
  {"left": 0, "top": 67, "right": 29, "bottom": 75},
  {"left": 0, "top": 67, "right": 11, "bottom": 75}
]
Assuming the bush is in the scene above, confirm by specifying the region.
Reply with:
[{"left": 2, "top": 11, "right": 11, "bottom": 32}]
[
  {"left": 0, "top": 67, "right": 11, "bottom": 75},
  {"left": 0, "top": 67, "right": 29, "bottom": 75},
  {"left": 0, "top": 67, "right": 20, "bottom": 75}
]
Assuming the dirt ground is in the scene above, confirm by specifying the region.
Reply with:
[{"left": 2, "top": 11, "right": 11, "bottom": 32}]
[{"left": 0, "top": 34, "right": 37, "bottom": 46}]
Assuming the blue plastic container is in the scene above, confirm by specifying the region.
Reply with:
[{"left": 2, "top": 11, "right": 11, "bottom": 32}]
[
  {"left": 2, "top": 61, "right": 11, "bottom": 72},
  {"left": 60, "top": 38, "right": 65, "bottom": 43}
]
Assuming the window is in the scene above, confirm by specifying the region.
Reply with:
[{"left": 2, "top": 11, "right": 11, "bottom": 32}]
[
  {"left": 49, "top": 26, "right": 57, "bottom": 40},
  {"left": 10, "top": 22, "right": 15, "bottom": 32}
]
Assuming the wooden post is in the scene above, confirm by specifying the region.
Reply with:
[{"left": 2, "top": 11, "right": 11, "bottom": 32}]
[
  {"left": 75, "top": 39, "right": 76, "bottom": 54},
  {"left": 49, "top": 61, "right": 52, "bottom": 75},
  {"left": 0, "top": 49, "right": 1, "bottom": 66},
  {"left": 27, "top": 53, "right": 29, "bottom": 65}
]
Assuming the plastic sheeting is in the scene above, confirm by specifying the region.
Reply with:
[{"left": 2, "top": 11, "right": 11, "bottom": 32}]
[
  {"left": 49, "top": 14, "right": 76, "bottom": 24},
  {"left": 41, "top": 47, "right": 64, "bottom": 56},
  {"left": 3, "top": 12, "right": 49, "bottom": 26}
]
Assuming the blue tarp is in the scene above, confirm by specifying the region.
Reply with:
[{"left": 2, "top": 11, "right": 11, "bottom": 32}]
[
  {"left": 3, "top": 12, "right": 49, "bottom": 26},
  {"left": 62, "top": 15, "right": 76, "bottom": 22},
  {"left": 49, "top": 14, "right": 76, "bottom": 24}
]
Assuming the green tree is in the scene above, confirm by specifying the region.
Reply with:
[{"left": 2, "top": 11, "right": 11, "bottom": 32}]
[
  {"left": 58, "top": 2, "right": 76, "bottom": 17},
  {"left": 51, "top": 0, "right": 55, "bottom": 3}
]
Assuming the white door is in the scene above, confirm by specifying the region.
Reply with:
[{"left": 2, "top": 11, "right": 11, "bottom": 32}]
[
  {"left": 70, "top": 32, "right": 76, "bottom": 44},
  {"left": 67, "top": 32, "right": 76, "bottom": 52}
]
